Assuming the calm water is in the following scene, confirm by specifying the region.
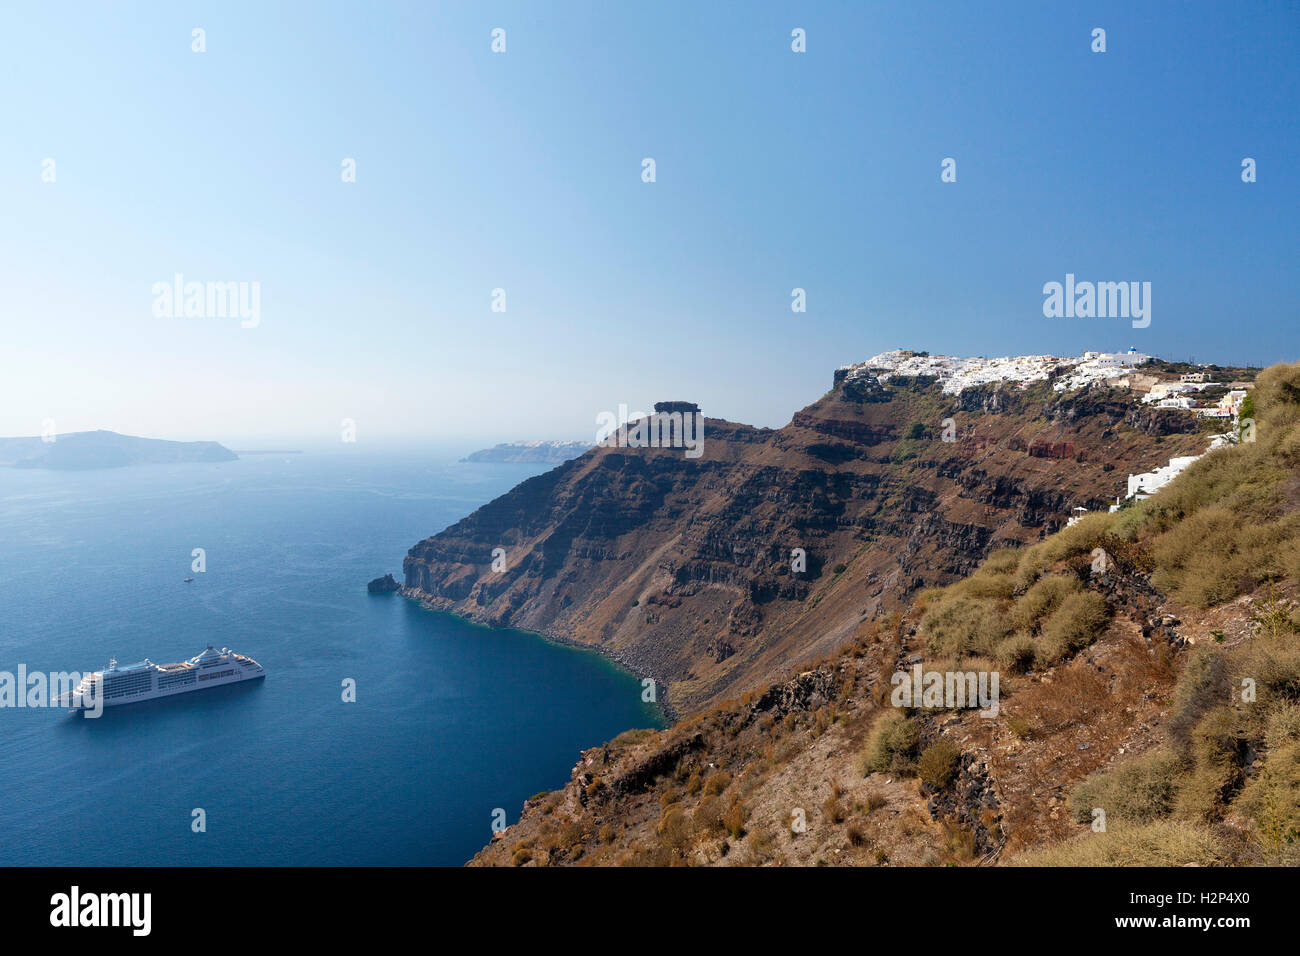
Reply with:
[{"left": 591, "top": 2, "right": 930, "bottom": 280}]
[{"left": 0, "top": 453, "right": 660, "bottom": 865}]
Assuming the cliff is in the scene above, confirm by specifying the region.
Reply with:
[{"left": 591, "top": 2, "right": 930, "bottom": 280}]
[
  {"left": 469, "top": 361, "right": 1300, "bottom": 868},
  {"left": 403, "top": 374, "right": 1209, "bottom": 715}
]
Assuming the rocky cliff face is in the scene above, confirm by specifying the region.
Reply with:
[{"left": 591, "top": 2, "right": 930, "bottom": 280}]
[{"left": 402, "top": 377, "right": 1208, "bottom": 715}]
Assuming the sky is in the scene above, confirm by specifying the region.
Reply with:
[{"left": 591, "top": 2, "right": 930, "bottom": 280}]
[{"left": 1, "top": 1, "right": 1297, "bottom": 448}]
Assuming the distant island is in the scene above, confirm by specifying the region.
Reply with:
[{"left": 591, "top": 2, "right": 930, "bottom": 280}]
[
  {"left": 0, "top": 430, "right": 239, "bottom": 470},
  {"left": 462, "top": 440, "right": 593, "bottom": 464}
]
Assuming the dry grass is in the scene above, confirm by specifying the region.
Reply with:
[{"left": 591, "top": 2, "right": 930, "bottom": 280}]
[{"left": 1012, "top": 820, "right": 1227, "bottom": 866}]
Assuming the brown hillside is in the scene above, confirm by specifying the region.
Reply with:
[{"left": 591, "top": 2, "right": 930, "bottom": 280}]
[{"left": 405, "top": 371, "right": 1208, "bottom": 714}]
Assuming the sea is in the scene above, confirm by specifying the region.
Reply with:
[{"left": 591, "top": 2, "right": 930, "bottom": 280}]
[{"left": 0, "top": 452, "right": 661, "bottom": 865}]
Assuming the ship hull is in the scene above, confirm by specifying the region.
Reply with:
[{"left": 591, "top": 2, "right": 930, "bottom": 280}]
[{"left": 68, "top": 671, "right": 265, "bottom": 710}]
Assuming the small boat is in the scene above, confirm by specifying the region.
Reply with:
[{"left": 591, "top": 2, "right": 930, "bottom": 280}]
[{"left": 183, "top": 577, "right": 194, "bottom": 583}]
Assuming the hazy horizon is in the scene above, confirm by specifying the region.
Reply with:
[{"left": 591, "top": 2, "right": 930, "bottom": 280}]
[{"left": 0, "top": 337, "right": 1287, "bottom": 451}]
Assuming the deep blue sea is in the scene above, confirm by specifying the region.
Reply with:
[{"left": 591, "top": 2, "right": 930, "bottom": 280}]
[{"left": 0, "top": 453, "right": 661, "bottom": 865}]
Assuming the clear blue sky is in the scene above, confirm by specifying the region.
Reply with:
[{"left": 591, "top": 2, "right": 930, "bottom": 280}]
[{"left": 2, "top": 1, "right": 1296, "bottom": 447}]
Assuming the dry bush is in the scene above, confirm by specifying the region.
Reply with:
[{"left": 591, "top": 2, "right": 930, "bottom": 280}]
[
  {"left": 1034, "top": 591, "right": 1111, "bottom": 666},
  {"left": 921, "top": 594, "right": 1011, "bottom": 658},
  {"left": 721, "top": 799, "right": 750, "bottom": 839},
  {"left": 1018, "top": 663, "right": 1110, "bottom": 734},
  {"left": 994, "top": 633, "right": 1037, "bottom": 673},
  {"left": 1011, "top": 574, "right": 1080, "bottom": 633},
  {"left": 702, "top": 770, "right": 732, "bottom": 797},
  {"left": 691, "top": 796, "right": 724, "bottom": 837},
  {"left": 917, "top": 739, "right": 963, "bottom": 790},
  {"left": 862, "top": 789, "right": 887, "bottom": 814},
  {"left": 821, "top": 795, "right": 846, "bottom": 825},
  {"left": 1012, "top": 820, "right": 1227, "bottom": 866},
  {"left": 860, "top": 710, "right": 920, "bottom": 775},
  {"left": 1068, "top": 749, "right": 1185, "bottom": 825},
  {"left": 1175, "top": 707, "right": 1248, "bottom": 822}
]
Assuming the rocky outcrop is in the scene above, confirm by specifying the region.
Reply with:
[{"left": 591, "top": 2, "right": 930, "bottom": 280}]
[
  {"left": 367, "top": 573, "right": 400, "bottom": 594},
  {"left": 1124, "top": 404, "right": 1200, "bottom": 435}
]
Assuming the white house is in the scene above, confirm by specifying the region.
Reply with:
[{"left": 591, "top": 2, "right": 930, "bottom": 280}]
[{"left": 1127, "top": 455, "right": 1203, "bottom": 499}]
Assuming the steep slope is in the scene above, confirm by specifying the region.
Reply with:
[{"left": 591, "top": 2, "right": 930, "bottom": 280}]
[
  {"left": 469, "top": 360, "right": 1300, "bottom": 867},
  {"left": 404, "top": 367, "right": 1209, "bottom": 714}
]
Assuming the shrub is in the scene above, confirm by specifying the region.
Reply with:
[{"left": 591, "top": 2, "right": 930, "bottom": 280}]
[
  {"left": 1237, "top": 727, "right": 1300, "bottom": 861},
  {"left": 981, "top": 547, "right": 1022, "bottom": 575},
  {"left": 691, "top": 796, "right": 724, "bottom": 836},
  {"left": 952, "top": 570, "right": 1016, "bottom": 600},
  {"left": 922, "top": 594, "right": 1012, "bottom": 658},
  {"left": 862, "top": 790, "right": 887, "bottom": 813},
  {"left": 917, "top": 739, "right": 963, "bottom": 790},
  {"left": 1167, "top": 646, "right": 1232, "bottom": 750},
  {"left": 822, "top": 795, "right": 846, "bottom": 824},
  {"left": 1012, "top": 820, "right": 1226, "bottom": 867},
  {"left": 722, "top": 799, "right": 750, "bottom": 839},
  {"left": 1241, "top": 632, "right": 1300, "bottom": 708},
  {"left": 609, "top": 728, "right": 656, "bottom": 748},
  {"left": 703, "top": 771, "right": 732, "bottom": 797},
  {"left": 1176, "top": 707, "right": 1248, "bottom": 822},
  {"left": 657, "top": 805, "right": 691, "bottom": 851},
  {"left": 995, "top": 633, "right": 1037, "bottom": 673},
  {"left": 1010, "top": 575, "right": 1079, "bottom": 634},
  {"left": 1034, "top": 591, "right": 1111, "bottom": 666},
  {"left": 860, "top": 711, "right": 920, "bottom": 775},
  {"left": 1068, "top": 749, "right": 1185, "bottom": 825}
]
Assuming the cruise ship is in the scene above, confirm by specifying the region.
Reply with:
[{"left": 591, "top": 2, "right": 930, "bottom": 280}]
[{"left": 64, "top": 645, "right": 265, "bottom": 710}]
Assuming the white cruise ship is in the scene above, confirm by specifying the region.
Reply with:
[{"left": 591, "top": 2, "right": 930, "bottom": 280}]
[{"left": 64, "top": 645, "right": 265, "bottom": 710}]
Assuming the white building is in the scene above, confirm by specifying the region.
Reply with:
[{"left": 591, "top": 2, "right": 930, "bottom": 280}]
[
  {"left": 1127, "top": 455, "right": 1203, "bottom": 499},
  {"left": 838, "top": 347, "right": 1153, "bottom": 397},
  {"left": 1094, "top": 349, "right": 1150, "bottom": 368}
]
